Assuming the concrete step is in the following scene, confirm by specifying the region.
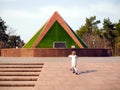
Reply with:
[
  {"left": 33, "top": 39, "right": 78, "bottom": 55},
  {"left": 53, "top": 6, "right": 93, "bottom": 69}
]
[
  {"left": 0, "top": 76, "right": 38, "bottom": 81},
  {"left": 0, "top": 65, "right": 43, "bottom": 68},
  {"left": 0, "top": 73, "right": 39, "bottom": 76},
  {"left": 0, "top": 84, "right": 35, "bottom": 87},
  {"left": 0, "top": 81, "right": 36, "bottom": 85},
  {"left": 0, "top": 63, "right": 44, "bottom": 65},
  {"left": 0, "top": 62, "right": 44, "bottom": 90},
  {"left": 0, "top": 68, "right": 42, "bottom": 70},
  {"left": 0, "top": 69, "right": 41, "bottom": 72},
  {"left": 0, "top": 87, "right": 33, "bottom": 90},
  {"left": 0, "top": 72, "right": 40, "bottom": 76},
  {"left": 0, "top": 81, "right": 36, "bottom": 87}
]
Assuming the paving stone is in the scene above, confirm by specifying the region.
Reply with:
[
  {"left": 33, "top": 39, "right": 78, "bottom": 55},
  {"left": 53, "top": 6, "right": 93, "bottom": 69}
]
[{"left": 0, "top": 57, "right": 120, "bottom": 90}]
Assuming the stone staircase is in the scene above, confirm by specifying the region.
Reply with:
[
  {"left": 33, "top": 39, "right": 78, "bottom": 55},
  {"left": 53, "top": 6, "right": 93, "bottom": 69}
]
[
  {"left": 0, "top": 63, "right": 44, "bottom": 90},
  {"left": 0, "top": 57, "right": 120, "bottom": 90}
]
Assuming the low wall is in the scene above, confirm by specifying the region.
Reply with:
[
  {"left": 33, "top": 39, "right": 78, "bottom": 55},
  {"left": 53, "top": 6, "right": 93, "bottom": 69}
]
[
  {"left": 1, "top": 48, "right": 111, "bottom": 57},
  {"left": 0, "top": 49, "right": 1, "bottom": 56}
]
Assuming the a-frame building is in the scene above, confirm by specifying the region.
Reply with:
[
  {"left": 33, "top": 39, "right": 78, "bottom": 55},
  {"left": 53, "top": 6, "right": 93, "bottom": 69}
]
[{"left": 23, "top": 11, "right": 87, "bottom": 48}]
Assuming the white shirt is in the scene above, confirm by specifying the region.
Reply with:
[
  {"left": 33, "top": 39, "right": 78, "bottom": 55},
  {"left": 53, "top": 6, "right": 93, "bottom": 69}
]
[{"left": 68, "top": 55, "right": 78, "bottom": 67}]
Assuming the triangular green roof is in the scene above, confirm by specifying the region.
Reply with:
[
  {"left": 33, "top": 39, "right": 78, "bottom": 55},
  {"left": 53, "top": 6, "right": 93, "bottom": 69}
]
[
  {"left": 23, "top": 11, "right": 88, "bottom": 48},
  {"left": 23, "top": 23, "right": 46, "bottom": 48}
]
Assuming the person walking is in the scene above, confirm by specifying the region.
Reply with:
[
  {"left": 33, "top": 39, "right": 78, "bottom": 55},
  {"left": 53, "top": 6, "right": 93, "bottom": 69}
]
[{"left": 68, "top": 51, "right": 79, "bottom": 75}]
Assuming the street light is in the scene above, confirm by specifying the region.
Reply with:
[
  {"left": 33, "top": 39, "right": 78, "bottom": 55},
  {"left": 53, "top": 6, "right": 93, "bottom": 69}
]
[{"left": 92, "top": 38, "right": 95, "bottom": 48}]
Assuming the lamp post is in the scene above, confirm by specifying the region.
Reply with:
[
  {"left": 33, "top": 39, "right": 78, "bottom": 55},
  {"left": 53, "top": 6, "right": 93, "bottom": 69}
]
[{"left": 92, "top": 38, "right": 95, "bottom": 48}]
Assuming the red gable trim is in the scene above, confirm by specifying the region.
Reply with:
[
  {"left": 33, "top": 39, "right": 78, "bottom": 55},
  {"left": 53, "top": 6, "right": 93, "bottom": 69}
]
[{"left": 32, "top": 11, "right": 84, "bottom": 48}]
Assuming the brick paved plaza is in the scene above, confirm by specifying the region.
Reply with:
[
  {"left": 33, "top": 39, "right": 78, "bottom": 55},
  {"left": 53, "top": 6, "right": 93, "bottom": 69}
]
[{"left": 0, "top": 57, "right": 120, "bottom": 90}]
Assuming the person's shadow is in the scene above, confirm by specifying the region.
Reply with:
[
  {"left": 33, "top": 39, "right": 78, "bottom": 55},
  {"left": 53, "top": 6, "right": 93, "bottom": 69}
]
[{"left": 78, "top": 70, "right": 97, "bottom": 75}]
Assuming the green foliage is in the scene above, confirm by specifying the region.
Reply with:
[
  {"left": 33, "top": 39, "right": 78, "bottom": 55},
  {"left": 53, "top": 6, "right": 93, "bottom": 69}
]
[
  {"left": 76, "top": 16, "right": 100, "bottom": 37},
  {"left": 76, "top": 26, "right": 87, "bottom": 37},
  {"left": 0, "top": 17, "right": 8, "bottom": 42},
  {"left": 76, "top": 16, "right": 120, "bottom": 55},
  {"left": 85, "top": 16, "right": 100, "bottom": 33},
  {"left": 115, "top": 20, "right": 120, "bottom": 43},
  {"left": 76, "top": 16, "right": 101, "bottom": 48},
  {"left": 6, "top": 35, "right": 24, "bottom": 48},
  {"left": 103, "top": 19, "right": 118, "bottom": 42}
]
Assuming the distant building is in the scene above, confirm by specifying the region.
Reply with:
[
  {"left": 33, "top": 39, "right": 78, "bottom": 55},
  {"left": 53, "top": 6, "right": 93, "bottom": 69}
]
[{"left": 23, "top": 11, "right": 87, "bottom": 48}]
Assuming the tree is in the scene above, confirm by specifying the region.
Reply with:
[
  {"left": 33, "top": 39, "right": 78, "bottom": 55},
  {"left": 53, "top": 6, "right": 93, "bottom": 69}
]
[
  {"left": 0, "top": 17, "right": 24, "bottom": 49},
  {"left": 6, "top": 35, "right": 24, "bottom": 48},
  {"left": 76, "top": 16, "right": 103, "bottom": 48},
  {"left": 102, "top": 18, "right": 119, "bottom": 55},
  {"left": 0, "top": 17, "right": 9, "bottom": 48},
  {"left": 114, "top": 20, "right": 120, "bottom": 55}
]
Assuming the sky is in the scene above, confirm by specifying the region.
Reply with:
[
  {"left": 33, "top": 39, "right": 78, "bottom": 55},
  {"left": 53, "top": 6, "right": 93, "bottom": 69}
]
[{"left": 0, "top": 0, "right": 120, "bottom": 43}]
